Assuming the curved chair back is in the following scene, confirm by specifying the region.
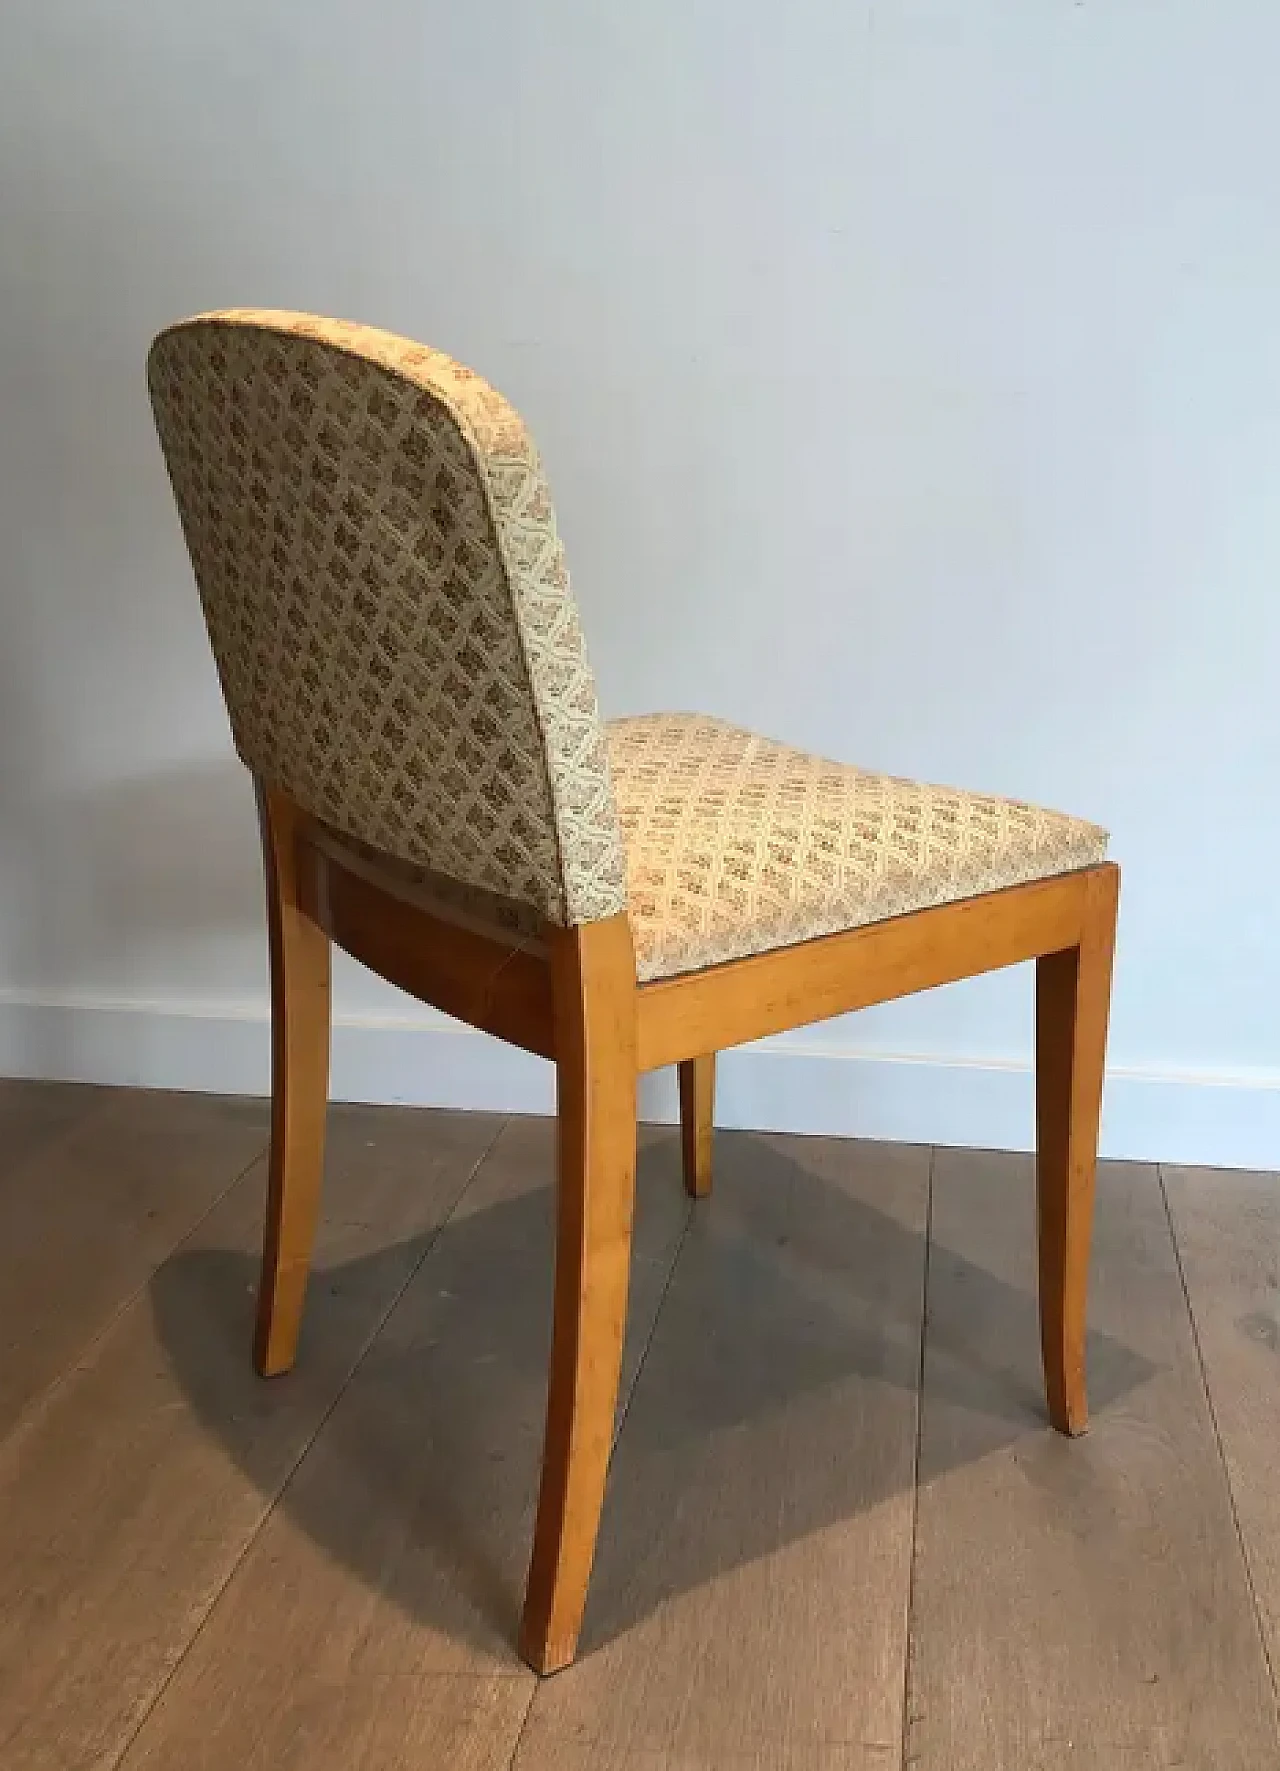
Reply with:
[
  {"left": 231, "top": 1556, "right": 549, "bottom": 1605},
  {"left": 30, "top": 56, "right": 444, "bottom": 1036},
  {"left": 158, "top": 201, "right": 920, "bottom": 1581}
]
[{"left": 147, "top": 309, "right": 626, "bottom": 927}]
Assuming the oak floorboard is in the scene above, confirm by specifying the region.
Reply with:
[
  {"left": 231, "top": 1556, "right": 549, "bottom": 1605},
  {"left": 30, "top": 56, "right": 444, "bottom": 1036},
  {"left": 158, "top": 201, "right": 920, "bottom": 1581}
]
[
  {"left": 0, "top": 1101, "right": 502, "bottom": 1771},
  {"left": 514, "top": 1132, "right": 930, "bottom": 1771},
  {"left": 0, "top": 1086, "right": 268, "bottom": 1440},
  {"left": 906, "top": 1149, "right": 1279, "bottom": 1770},
  {"left": 11, "top": 1095, "right": 1275, "bottom": 1770},
  {"left": 115, "top": 1117, "right": 691, "bottom": 1771},
  {"left": 0, "top": 1077, "right": 111, "bottom": 1182},
  {"left": 1162, "top": 1162, "right": 1280, "bottom": 1703}
]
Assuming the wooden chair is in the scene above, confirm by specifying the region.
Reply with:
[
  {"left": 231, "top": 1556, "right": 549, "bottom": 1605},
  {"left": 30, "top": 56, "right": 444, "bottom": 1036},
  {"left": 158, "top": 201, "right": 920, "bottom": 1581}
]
[{"left": 149, "top": 310, "right": 1119, "bottom": 1675}]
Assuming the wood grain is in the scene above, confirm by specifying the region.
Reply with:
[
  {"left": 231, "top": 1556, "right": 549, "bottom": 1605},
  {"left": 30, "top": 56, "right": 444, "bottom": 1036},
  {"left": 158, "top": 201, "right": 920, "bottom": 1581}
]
[
  {"left": 125, "top": 1671, "right": 531, "bottom": 1771},
  {"left": 0, "top": 1099, "right": 501, "bottom": 1771},
  {"left": 517, "top": 1738, "right": 885, "bottom": 1771},
  {"left": 5, "top": 1080, "right": 1277, "bottom": 1767},
  {"left": 678, "top": 1053, "right": 715, "bottom": 1199},
  {"left": 636, "top": 867, "right": 1105, "bottom": 1071},
  {"left": 115, "top": 1115, "right": 690, "bottom": 1769},
  {"left": 1035, "top": 863, "right": 1119, "bottom": 1433},
  {"left": 1162, "top": 1163, "right": 1280, "bottom": 1688},
  {"left": 305, "top": 820, "right": 554, "bottom": 1060},
  {"left": 0, "top": 1087, "right": 267, "bottom": 1442},
  {"left": 522, "top": 914, "right": 640, "bottom": 1674},
  {"left": 0, "top": 1078, "right": 109, "bottom": 1186},
  {"left": 907, "top": 1148, "right": 1279, "bottom": 1770},
  {"left": 515, "top": 1132, "right": 930, "bottom": 1769},
  {"left": 261, "top": 791, "right": 1119, "bottom": 1672},
  {"left": 255, "top": 782, "right": 333, "bottom": 1377}
]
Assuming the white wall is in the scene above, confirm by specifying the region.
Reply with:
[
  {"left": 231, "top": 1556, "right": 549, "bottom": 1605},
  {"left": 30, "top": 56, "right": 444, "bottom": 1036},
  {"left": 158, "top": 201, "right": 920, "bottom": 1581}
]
[{"left": 2, "top": 1, "right": 1277, "bottom": 1165}]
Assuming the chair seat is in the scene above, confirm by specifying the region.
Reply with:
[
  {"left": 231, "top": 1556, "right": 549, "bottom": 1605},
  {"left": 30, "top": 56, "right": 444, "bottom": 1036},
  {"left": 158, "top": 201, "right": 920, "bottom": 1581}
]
[
  {"left": 607, "top": 714, "right": 1108, "bottom": 981},
  {"left": 317, "top": 712, "right": 1108, "bottom": 987}
]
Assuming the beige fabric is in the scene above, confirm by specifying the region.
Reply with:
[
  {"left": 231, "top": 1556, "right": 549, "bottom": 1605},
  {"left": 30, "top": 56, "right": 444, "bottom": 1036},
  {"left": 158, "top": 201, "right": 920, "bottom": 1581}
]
[
  {"left": 607, "top": 715, "right": 1109, "bottom": 981},
  {"left": 149, "top": 307, "right": 1109, "bottom": 973},
  {"left": 147, "top": 309, "right": 626, "bottom": 927}
]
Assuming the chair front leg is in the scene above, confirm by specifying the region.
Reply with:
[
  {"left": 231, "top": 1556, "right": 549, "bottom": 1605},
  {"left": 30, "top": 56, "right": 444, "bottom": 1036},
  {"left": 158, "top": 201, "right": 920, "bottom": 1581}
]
[
  {"left": 678, "top": 1053, "right": 715, "bottom": 1198},
  {"left": 520, "top": 913, "right": 638, "bottom": 1676},
  {"left": 1034, "top": 864, "right": 1119, "bottom": 1435},
  {"left": 253, "top": 782, "right": 331, "bottom": 1378}
]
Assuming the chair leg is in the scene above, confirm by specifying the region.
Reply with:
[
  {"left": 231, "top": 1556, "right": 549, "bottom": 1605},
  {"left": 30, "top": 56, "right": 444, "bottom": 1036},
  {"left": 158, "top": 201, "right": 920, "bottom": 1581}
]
[
  {"left": 678, "top": 1053, "right": 715, "bottom": 1198},
  {"left": 253, "top": 782, "right": 331, "bottom": 1379},
  {"left": 1035, "top": 864, "right": 1119, "bottom": 1436},
  {"left": 520, "top": 914, "right": 638, "bottom": 1676}
]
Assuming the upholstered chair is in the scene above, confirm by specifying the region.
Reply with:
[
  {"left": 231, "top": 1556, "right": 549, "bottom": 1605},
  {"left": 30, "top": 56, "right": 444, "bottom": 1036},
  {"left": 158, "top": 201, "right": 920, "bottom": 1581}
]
[{"left": 148, "top": 311, "right": 1118, "bottom": 1674}]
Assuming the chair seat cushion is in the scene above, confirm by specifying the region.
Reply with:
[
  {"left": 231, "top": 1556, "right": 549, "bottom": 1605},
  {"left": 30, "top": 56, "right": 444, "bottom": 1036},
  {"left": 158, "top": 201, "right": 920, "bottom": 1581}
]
[{"left": 607, "top": 714, "right": 1108, "bottom": 982}]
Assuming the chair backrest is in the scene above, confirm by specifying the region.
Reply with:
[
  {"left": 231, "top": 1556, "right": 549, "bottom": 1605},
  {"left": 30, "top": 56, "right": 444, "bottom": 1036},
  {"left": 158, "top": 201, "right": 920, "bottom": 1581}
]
[{"left": 147, "top": 309, "right": 627, "bottom": 928}]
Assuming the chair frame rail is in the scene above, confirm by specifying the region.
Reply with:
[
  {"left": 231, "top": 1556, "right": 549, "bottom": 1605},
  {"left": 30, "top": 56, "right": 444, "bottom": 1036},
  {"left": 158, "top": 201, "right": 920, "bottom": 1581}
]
[{"left": 254, "top": 780, "right": 1119, "bottom": 1674}]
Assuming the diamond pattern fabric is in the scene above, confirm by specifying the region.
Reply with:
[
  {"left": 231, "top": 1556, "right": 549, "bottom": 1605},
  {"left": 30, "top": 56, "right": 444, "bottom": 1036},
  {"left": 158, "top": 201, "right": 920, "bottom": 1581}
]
[
  {"left": 147, "top": 309, "right": 627, "bottom": 927},
  {"left": 149, "top": 308, "right": 1108, "bottom": 976},
  {"left": 606, "top": 715, "right": 1109, "bottom": 981}
]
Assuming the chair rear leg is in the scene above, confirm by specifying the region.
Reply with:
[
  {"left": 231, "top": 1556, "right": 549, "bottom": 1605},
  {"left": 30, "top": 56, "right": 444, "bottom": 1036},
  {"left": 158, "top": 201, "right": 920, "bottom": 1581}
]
[
  {"left": 520, "top": 914, "right": 638, "bottom": 1676},
  {"left": 1035, "top": 864, "right": 1119, "bottom": 1435},
  {"left": 253, "top": 781, "right": 331, "bottom": 1379},
  {"left": 678, "top": 1053, "right": 715, "bottom": 1198}
]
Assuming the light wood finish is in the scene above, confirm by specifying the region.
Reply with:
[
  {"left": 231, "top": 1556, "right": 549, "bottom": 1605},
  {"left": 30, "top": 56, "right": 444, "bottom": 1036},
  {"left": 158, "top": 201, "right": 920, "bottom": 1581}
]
[
  {"left": 1164, "top": 1163, "right": 1280, "bottom": 1677},
  {"left": 254, "top": 784, "right": 333, "bottom": 1378},
  {"left": 515, "top": 1133, "right": 930, "bottom": 1769},
  {"left": 127, "top": 1674, "right": 532, "bottom": 1771},
  {"left": 1034, "top": 862, "right": 1119, "bottom": 1433},
  {"left": 111, "top": 1116, "right": 688, "bottom": 1769},
  {"left": 306, "top": 823, "right": 555, "bottom": 1060},
  {"left": 0, "top": 1097, "right": 502, "bottom": 1771},
  {"left": 677, "top": 1053, "right": 715, "bottom": 1198},
  {"left": 4, "top": 1086, "right": 1280, "bottom": 1765},
  {"left": 249, "top": 779, "right": 1120, "bottom": 1670},
  {"left": 520, "top": 915, "right": 639, "bottom": 1675},
  {"left": 634, "top": 867, "right": 1104, "bottom": 1072},
  {"left": 907, "top": 1149, "right": 1279, "bottom": 1770}
]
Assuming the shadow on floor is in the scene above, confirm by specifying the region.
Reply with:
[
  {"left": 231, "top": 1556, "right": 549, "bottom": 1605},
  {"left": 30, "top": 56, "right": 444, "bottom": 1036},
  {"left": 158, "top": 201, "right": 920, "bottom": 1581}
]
[{"left": 148, "top": 1128, "right": 1154, "bottom": 1662}]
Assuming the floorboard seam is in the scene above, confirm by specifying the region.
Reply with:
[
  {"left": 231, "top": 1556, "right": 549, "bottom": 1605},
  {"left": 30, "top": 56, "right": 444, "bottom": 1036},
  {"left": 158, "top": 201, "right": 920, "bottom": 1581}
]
[
  {"left": 107, "top": 1111, "right": 512, "bottom": 1771},
  {"left": 1158, "top": 1162, "right": 1280, "bottom": 1738},
  {"left": 0, "top": 1129, "right": 271, "bottom": 1463},
  {"left": 500, "top": 1661, "right": 543, "bottom": 1767},
  {"left": 612, "top": 1191, "right": 696, "bottom": 1453},
  {"left": 898, "top": 1144, "right": 934, "bottom": 1771}
]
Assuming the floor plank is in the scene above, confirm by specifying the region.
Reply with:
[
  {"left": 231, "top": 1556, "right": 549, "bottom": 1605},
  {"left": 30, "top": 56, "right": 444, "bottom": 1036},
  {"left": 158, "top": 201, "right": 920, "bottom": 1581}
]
[
  {"left": 0, "top": 1101, "right": 502, "bottom": 1771},
  {"left": 514, "top": 1131, "right": 931, "bottom": 1771},
  {"left": 115, "top": 1117, "right": 692, "bottom": 1771},
  {"left": 6, "top": 1082, "right": 1275, "bottom": 1771},
  {"left": 0, "top": 1077, "right": 110, "bottom": 1183},
  {"left": 906, "top": 1149, "right": 1279, "bottom": 1770},
  {"left": 0, "top": 1087, "right": 268, "bottom": 1440},
  {"left": 1163, "top": 1163, "right": 1280, "bottom": 1702}
]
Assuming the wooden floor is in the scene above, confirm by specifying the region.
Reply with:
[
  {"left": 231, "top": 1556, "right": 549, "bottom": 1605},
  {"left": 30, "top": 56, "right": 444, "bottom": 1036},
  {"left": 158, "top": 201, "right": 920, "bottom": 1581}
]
[{"left": 2, "top": 1081, "right": 1278, "bottom": 1769}]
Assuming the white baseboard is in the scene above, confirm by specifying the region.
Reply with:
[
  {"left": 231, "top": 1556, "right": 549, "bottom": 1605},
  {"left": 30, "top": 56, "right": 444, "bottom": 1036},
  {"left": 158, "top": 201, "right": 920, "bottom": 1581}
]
[{"left": 0, "top": 992, "right": 1275, "bottom": 1171}]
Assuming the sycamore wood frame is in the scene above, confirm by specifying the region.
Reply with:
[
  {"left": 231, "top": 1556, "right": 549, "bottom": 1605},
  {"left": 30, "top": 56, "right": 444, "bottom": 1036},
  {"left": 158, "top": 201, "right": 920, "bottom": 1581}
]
[{"left": 253, "top": 780, "right": 1119, "bottom": 1675}]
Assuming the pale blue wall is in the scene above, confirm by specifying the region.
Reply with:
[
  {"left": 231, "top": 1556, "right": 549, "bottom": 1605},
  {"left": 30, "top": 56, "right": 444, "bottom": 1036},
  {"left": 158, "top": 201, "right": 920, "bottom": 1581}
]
[{"left": 1, "top": 2, "right": 1276, "bottom": 1161}]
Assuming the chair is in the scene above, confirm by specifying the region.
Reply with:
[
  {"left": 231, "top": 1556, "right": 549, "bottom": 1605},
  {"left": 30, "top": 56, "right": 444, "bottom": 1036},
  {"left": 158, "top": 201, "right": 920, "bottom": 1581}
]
[{"left": 148, "top": 309, "right": 1119, "bottom": 1674}]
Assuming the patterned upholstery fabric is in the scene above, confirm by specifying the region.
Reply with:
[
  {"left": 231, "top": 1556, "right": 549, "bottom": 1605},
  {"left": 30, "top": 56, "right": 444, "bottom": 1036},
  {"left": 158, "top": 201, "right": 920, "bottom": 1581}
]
[
  {"left": 606, "top": 715, "right": 1109, "bottom": 981},
  {"left": 147, "top": 310, "right": 627, "bottom": 928},
  {"left": 150, "top": 308, "right": 1109, "bottom": 978},
  {"left": 320, "top": 710, "right": 1109, "bottom": 983}
]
